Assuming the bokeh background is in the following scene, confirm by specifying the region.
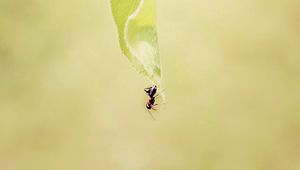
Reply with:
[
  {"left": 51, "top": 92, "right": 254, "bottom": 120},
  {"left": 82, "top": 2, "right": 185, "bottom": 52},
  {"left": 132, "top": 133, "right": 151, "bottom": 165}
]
[{"left": 1, "top": 0, "right": 300, "bottom": 169}]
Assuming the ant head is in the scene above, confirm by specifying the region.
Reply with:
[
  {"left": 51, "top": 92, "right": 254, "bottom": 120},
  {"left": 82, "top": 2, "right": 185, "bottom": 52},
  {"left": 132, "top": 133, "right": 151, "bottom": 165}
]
[{"left": 146, "top": 103, "right": 151, "bottom": 109}]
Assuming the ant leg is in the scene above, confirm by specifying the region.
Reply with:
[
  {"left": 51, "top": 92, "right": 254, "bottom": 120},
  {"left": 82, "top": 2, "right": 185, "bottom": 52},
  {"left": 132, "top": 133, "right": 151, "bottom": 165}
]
[
  {"left": 153, "top": 89, "right": 165, "bottom": 98},
  {"left": 154, "top": 89, "right": 166, "bottom": 105},
  {"left": 147, "top": 109, "right": 156, "bottom": 120},
  {"left": 152, "top": 104, "right": 159, "bottom": 110}
]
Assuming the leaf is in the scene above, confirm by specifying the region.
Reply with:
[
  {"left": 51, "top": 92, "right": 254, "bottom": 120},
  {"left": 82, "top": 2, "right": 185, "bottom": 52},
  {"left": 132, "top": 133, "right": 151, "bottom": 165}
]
[{"left": 111, "top": 0, "right": 162, "bottom": 85}]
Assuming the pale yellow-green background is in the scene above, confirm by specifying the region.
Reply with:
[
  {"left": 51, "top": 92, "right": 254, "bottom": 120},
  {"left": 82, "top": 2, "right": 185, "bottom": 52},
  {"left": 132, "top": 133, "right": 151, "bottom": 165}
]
[{"left": 1, "top": 0, "right": 300, "bottom": 170}]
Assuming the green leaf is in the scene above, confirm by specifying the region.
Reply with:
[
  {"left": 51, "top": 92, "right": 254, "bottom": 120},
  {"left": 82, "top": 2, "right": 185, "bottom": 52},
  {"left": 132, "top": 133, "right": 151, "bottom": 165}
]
[{"left": 111, "top": 0, "right": 162, "bottom": 85}]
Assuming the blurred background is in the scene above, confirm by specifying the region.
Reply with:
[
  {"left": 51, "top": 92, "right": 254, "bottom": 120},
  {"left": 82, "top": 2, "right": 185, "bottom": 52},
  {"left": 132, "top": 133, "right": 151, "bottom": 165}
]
[{"left": 1, "top": 0, "right": 300, "bottom": 169}]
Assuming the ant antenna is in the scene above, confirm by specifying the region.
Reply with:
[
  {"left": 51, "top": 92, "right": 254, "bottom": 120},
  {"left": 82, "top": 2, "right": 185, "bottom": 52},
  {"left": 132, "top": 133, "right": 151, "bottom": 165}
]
[{"left": 147, "top": 110, "right": 156, "bottom": 120}]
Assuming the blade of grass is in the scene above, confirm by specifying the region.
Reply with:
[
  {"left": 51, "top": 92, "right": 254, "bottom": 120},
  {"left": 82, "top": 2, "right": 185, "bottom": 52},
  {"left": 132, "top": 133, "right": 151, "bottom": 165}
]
[{"left": 111, "top": 0, "right": 162, "bottom": 85}]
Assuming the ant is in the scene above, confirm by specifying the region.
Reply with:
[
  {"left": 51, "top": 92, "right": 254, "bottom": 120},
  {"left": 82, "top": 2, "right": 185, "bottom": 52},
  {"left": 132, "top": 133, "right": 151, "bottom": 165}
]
[{"left": 144, "top": 85, "right": 159, "bottom": 119}]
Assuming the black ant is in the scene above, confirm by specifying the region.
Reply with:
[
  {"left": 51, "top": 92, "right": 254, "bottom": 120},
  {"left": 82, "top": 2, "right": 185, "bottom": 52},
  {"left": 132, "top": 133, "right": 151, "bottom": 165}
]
[{"left": 144, "top": 85, "right": 159, "bottom": 119}]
